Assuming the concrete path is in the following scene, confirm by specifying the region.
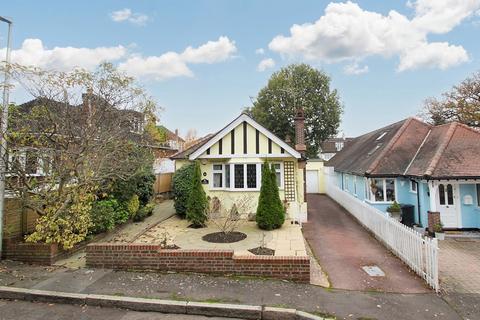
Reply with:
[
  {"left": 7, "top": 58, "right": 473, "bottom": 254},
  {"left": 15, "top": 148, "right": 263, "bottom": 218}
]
[
  {"left": 0, "top": 261, "right": 461, "bottom": 320},
  {"left": 0, "top": 300, "right": 240, "bottom": 320},
  {"left": 303, "top": 194, "right": 429, "bottom": 293}
]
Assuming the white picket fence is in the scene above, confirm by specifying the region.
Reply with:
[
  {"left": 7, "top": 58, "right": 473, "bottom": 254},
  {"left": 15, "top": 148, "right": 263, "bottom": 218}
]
[{"left": 324, "top": 169, "right": 439, "bottom": 291}]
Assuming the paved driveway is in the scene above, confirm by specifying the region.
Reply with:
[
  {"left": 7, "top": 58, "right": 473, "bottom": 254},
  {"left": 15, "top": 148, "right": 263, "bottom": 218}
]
[
  {"left": 303, "top": 194, "right": 429, "bottom": 293},
  {"left": 439, "top": 238, "right": 480, "bottom": 293}
]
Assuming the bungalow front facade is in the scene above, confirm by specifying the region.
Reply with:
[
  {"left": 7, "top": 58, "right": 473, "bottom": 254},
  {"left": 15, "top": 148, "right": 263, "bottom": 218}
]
[
  {"left": 172, "top": 112, "right": 308, "bottom": 222},
  {"left": 327, "top": 117, "right": 480, "bottom": 230}
]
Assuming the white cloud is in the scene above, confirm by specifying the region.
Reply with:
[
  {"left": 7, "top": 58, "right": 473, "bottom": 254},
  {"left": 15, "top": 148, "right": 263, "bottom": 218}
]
[
  {"left": 118, "top": 36, "right": 237, "bottom": 80},
  {"left": 255, "top": 48, "right": 265, "bottom": 55},
  {"left": 268, "top": 0, "right": 478, "bottom": 71},
  {"left": 257, "top": 58, "right": 275, "bottom": 72},
  {"left": 0, "top": 38, "right": 127, "bottom": 71},
  {"left": 110, "top": 8, "right": 148, "bottom": 26},
  {"left": 343, "top": 62, "right": 369, "bottom": 75}
]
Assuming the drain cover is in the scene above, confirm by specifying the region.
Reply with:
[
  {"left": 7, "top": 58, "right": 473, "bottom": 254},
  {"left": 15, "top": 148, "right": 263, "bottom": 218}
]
[{"left": 362, "top": 265, "right": 385, "bottom": 277}]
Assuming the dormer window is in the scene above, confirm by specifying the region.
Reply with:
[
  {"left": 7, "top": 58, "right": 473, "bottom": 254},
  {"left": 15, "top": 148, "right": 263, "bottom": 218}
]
[{"left": 335, "top": 142, "right": 344, "bottom": 151}]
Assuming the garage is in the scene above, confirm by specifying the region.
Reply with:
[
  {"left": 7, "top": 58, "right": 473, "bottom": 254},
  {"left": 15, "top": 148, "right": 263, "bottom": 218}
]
[{"left": 306, "top": 170, "right": 320, "bottom": 193}]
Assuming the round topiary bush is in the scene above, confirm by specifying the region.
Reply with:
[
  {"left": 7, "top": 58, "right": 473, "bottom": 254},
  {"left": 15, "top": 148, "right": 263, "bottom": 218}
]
[{"left": 172, "top": 162, "right": 195, "bottom": 218}]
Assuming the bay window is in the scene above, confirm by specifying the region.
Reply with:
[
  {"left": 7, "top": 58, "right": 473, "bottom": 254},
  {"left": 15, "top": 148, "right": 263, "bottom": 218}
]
[
  {"left": 367, "top": 178, "right": 396, "bottom": 202},
  {"left": 211, "top": 162, "right": 282, "bottom": 191}
]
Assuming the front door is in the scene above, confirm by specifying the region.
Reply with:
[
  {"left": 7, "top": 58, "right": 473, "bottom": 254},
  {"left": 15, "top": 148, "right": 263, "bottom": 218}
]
[{"left": 436, "top": 183, "right": 459, "bottom": 228}]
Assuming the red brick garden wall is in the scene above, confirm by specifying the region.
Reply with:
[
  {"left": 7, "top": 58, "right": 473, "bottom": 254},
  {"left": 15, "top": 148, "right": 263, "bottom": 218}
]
[
  {"left": 86, "top": 243, "right": 310, "bottom": 283},
  {"left": 2, "top": 240, "right": 59, "bottom": 265}
]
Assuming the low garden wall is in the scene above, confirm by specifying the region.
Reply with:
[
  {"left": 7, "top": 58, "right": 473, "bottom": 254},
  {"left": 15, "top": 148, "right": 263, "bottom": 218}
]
[
  {"left": 86, "top": 243, "right": 310, "bottom": 283},
  {"left": 2, "top": 240, "right": 59, "bottom": 265}
]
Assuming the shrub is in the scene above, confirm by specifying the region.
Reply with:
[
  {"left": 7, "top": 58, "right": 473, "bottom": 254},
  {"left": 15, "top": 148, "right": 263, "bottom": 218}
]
[
  {"left": 113, "top": 202, "right": 130, "bottom": 225},
  {"left": 172, "top": 162, "right": 195, "bottom": 218},
  {"left": 89, "top": 200, "right": 116, "bottom": 234},
  {"left": 387, "top": 201, "right": 401, "bottom": 213},
  {"left": 133, "top": 203, "right": 155, "bottom": 222},
  {"left": 110, "top": 169, "right": 155, "bottom": 206},
  {"left": 186, "top": 161, "right": 208, "bottom": 227},
  {"left": 126, "top": 194, "right": 140, "bottom": 217},
  {"left": 256, "top": 162, "right": 285, "bottom": 230}
]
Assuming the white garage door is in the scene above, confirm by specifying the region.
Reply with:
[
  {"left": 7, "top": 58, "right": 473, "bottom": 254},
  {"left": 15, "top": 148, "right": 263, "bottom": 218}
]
[{"left": 306, "top": 170, "right": 319, "bottom": 193}]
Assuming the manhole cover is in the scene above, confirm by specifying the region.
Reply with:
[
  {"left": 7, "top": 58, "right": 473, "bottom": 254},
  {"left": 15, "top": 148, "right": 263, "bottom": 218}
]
[{"left": 362, "top": 265, "right": 385, "bottom": 277}]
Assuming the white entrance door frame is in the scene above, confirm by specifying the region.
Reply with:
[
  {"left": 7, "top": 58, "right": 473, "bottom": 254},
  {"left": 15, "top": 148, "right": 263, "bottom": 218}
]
[{"left": 429, "top": 180, "right": 462, "bottom": 228}]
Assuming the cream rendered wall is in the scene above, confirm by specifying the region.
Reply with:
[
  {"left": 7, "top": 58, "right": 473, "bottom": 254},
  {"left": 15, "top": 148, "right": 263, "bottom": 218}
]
[
  {"left": 306, "top": 161, "right": 326, "bottom": 193},
  {"left": 173, "top": 121, "right": 308, "bottom": 221}
]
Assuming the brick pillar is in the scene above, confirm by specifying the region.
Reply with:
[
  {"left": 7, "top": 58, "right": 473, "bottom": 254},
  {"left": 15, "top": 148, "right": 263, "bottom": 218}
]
[{"left": 428, "top": 211, "right": 441, "bottom": 234}]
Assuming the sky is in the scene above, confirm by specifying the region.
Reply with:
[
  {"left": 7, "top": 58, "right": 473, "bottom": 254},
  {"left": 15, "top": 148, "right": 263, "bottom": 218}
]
[{"left": 1, "top": 0, "right": 480, "bottom": 138}]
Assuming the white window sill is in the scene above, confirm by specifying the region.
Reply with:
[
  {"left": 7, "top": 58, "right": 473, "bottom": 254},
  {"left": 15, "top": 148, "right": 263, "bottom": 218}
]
[{"left": 365, "top": 199, "right": 395, "bottom": 205}]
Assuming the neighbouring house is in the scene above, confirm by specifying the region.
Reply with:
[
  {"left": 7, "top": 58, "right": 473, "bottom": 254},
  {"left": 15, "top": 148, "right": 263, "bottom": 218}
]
[
  {"left": 151, "top": 126, "right": 185, "bottom": 174},
  {"left": 327, "top": 117, "right": 480, "bottom": 230},
  {"left": 157, "top": 126, "right": 185, "bottom": 151},
  {"left": 171, "top": 111, "right": 308, "bottom": 222},
  {"left": 319, "top": 136, "right": 352, "bottom": 161}
]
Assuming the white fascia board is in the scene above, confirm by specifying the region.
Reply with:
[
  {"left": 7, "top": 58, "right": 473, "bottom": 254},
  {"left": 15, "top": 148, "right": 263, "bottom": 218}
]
[{"left": 189, "top": 113, "right": 301, "bottom": 160}]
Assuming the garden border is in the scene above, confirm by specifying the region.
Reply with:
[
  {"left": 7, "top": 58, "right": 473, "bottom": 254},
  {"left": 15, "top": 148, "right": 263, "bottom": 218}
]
[{"left": 86, "top": 243, "right": 310, "bottom": 283}]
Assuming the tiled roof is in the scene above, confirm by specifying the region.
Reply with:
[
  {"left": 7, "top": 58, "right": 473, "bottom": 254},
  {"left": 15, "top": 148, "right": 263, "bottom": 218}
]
[
  {"left": 320, "top": 138, "right": 353, "bottom": 153},
  {"left": 328, "top": 118, "right": 480, "bottom": 179},
  {"left": 170, "top": 134, "right": 215, "bottom": 159}
]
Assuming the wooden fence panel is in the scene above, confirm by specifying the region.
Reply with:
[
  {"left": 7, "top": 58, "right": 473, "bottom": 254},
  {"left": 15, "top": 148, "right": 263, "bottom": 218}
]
[{"left": 154, "top": 173, "right": 173, "bottom": 194}]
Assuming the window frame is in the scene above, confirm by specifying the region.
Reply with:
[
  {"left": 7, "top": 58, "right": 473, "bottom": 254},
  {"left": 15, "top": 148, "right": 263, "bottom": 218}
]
[
  {"left": 211, "top": 163, "right": 266, "bottom": 191},
  {"left": 366, "top": 178, "right": 397, "bottom": 204},
  {"left": 211, "top": 163, "right": 224, "bottom": 189},
  {"left": 476, "top": 184, "right": 480, "bottom": 207},
  {"left": 410, "top": 180, "right": 417, "bottom": 193}
]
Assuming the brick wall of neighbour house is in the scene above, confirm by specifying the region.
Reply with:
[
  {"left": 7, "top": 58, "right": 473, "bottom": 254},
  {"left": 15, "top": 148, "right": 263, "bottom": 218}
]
[{"left": 86, "top": 244, "right": 310, "bottom": 283}]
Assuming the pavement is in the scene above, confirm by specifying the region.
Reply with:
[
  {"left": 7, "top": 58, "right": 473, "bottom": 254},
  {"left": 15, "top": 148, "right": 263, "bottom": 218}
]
[
  {"left": 0, "top": 260, "right": 462, "bottom": 320},
  {"left": 0, "top": 299, "right": 241, "bottom": 320},
  {"left": 303, "top": 194, "right": 429, "bottom": 293}
]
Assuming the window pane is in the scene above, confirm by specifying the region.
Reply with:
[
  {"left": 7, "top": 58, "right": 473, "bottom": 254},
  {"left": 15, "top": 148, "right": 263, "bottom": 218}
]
[
  {"left": 213, "top": 164, "right": 222, "bottom": 171},
  {"left": 386, "top": 179, "right": 395, "bottom": 201},
  {"left": 213, "top": 173, "right": 222, "bottom": 188},
  {"left": 447, "top": 184, "right": 454, "bottom": 205},
  {"left": 234, "top": 164, "right": 244, "bottom": 188},
  {"left": 276, "top": 172, "right": 281, "bottom": 187},
  {"left": 411, "top": 181, "right": 417, "bottom": 192},
  {"left": 273, "top": 163, "right": 280, "bottom": 170},
  {"left": 373, "top": 179, "right": 384, "bottom": 202},
  {"left": 439, "top": 184, "right": 445, "bottom": 205},
  {"left": 225, "top": 165, "right": 230, "bottom": 188},
  {"left": 247, "top": 164, "right": 257, "bottom": 188}
]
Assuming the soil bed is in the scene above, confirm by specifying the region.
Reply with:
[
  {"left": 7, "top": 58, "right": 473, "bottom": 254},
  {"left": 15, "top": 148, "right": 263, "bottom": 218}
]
[
  {"left": 202, "top": 231, "right": 247, "bottom": 243},
  {"left": 248, "top": 247, "right": 275, "bottom": 256}
]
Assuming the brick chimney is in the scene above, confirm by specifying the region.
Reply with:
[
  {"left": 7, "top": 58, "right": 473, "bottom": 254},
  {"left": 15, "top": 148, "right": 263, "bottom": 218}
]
[{"left": 294, "top": 107, "right": 306, "bottom": 155}]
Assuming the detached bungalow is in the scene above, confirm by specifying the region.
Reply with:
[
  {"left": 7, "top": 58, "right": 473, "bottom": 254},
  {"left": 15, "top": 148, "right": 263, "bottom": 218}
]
[
  {"left": 172, "top": 112, "right": 308, "bottom": 222},
  {"left": 328, "top": 117, "right": 480, "bottom": 229}
]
